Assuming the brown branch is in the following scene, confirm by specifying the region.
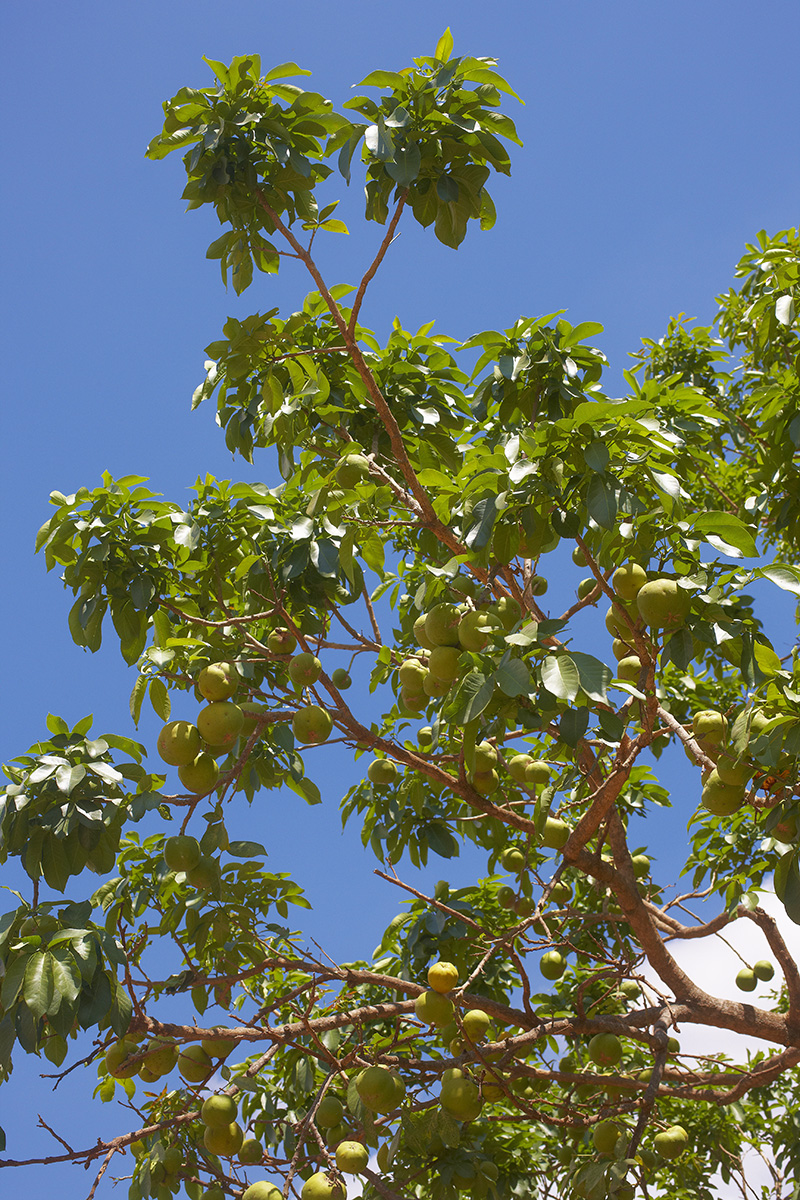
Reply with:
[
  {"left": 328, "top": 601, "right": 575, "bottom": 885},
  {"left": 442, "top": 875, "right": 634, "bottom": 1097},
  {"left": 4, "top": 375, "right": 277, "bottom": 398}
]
[{"left": 348, "top": 190, "right": 409, "bottom": 335}]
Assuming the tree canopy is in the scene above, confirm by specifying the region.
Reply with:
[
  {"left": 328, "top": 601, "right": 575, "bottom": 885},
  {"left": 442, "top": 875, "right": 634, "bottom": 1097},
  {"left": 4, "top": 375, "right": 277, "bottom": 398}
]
[{"left": 3, "top": 32, "right": 800, "bottom": 1200}]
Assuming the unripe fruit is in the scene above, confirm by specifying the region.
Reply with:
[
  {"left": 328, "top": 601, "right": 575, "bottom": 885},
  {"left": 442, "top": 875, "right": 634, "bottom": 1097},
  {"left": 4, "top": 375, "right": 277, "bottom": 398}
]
[
  {"left": 336, "top": 453, "right": 369, "bottom": 490},
  {"left": 301, "top": 1172, "right": 346, "bottom": 1200},
  {"left": 577, "top": 578, "right": 597, "bottom": 601},
  {"left": 425, "top": 603, "right": 461, "bottom": 647},
  {"left": 289, "top": 652, "right": 323, "bottom": 688},
  {"left": 356, "top": 1065, "right": 405, "bottom": 1112},
  {"left": 324, "top": 1122, "right": 349, "bottom": 1148},
  {"left": 530, "top": 574, "right": 548, "bottom": 597},
  {"left": 368, "top": 759, "right": 398, "bottom": 787},
  {"left": 501, "top": 846, "right": 526, "bottom": 873},
  {"left": 462, "top": 1009, "right": 491, "bottom": 1042},
  {"left": 605, "top": 604, "right": 636, "bottom": 638},
  {"left": 611, "top": 637, "right": 631, "bottom": 660},
  {"left": 417, "top": 726, "right": 433, "bottom": 749},
  {"left": 753, "top": 959, "right": 774, "bottom": 981},
  {"left": 331, "top": 668, "right": 352, "bottom": 689},
  {"left": 631, "top": 854, "right": 650, "bottom": 879},
  {"left": 458, "top": 610, "right": 493, "bottom": 652},
  {"left": 617, "top": 655, "right": 643, "bottom": 682},
  {"left": 428, "top": 645, "right": 462, "bottom": 682},
  {"left": 423, "top": 672, "right": 450, "bottom": 698},
  {"left": 507, "top": 754, "right": 533, "bottom": 782},
  {"left": 514, "top": 896, "right": 536, "bottom": 917},
  {"left": 157, "top": 721, "right": 201, "bottom": 767},
  {"left": 400, "top": 687, "right": 427, "bottom": 713},
  {"left": 474, "top": 741, "right": 498, "bottom": 771},
  {"left": 701, "top": 771, "right": 745, "bottom": 816},
  {"left": 202, "top": 1094, "right": 238, "bottom": 1128},
  {"left": 541, "top": 818, "right": 570, "bottom": 849},
  {"left": 619, "top": 980, "right": 640, "bottom": 1000},
  {"left": 612, "top": 562, "right": 647, "bottom": 602},
  {"left": 636, "top": 578, "right": 691, "bottom": 629},
  {"left": 293, "top": 705, "right": 333, "bottom": 744},
  {"left": 440, "top": 1070, "right": 482, "bottom": 1121},
  {"left": 243, "top": 1183, "right": 283, "bottom": 1200},
  {"left": 198, "top": 662, "right": 239, "bottom": 701},
  {"left": 592, "top": 1119, "right": 620, "bottom": 1155},
  {"left": 736, "top": 967, "right": 757, "bottom": 992},
  {"left": 141, "top": 1038, "right": 177, "bottom": 1077},
  {"left": 588, "top": 1032, "right": 622, "bottom": 1067},
  {"left": 163, "top": 1145, "right": 182, "bottom": 1174},
  {"left": 427, "top": 961, "right": 459, "bottom": 993},
  {"left": 398, "top": 657, "right": 428, "bottom": 687},
  {"left": 178, "top": 1043, "right": 212, "bottom": 1082},
  {"left": 268, "top": 627, "right": 296, "bottom": 656},
  {"left": 525, "top": 760, "right": 551, "bottom": 785},
  {"left": 653, "top": 1124, "right": 688, "bottom": 1159},
  {"left": 105, "top": 1040, "right": 139, "bottom": 1079},
  {"left": 336, "top": 1140, "right": 369, "bottom": 1173},
  {"left": 202, "top": 1187, "right": 226, "bottom": 1200},
  {"left": 715, "top": 749, "right": 750, "bottom": 787},
  {"left": 203, "top": 1121, "right": 244, "bottom": 1157},
  {"left": 572, "top": 547, "right": 588, "bottom": 566},
  {"left": 498, "top": 885, "right": 516, "bottom": 909},
  {"left": 178, "top": 752, "right": 219, "bottom": 795},
  {"left": 415, "top": 989, "right": 454, "bottom": 1028},
  {"left": 549, "top": 879, "right": 572, "bottom": 905},
  {"left": 692, "top": 709, "right": 728, "bottom": 745},
  {"left": 201, "top": 1032, "right": 236, "bottom": 1060},
  {"left": 472, "top": 769, "right": 499, "bottom": 795},
  {"left": 540, "top": 951, "right": 566, "bottom": 980},
  {"left": 239, "top": 1138, "right": 263, "bottom": 1165},
  {"left": 316, "top": 1096, "right": 344, "bottom": 1128},
  {"left": 197, "top": 702, "right": 244, "bottom": 750},
  {"left": 413, "top": 613, "right": 435, "bottom": 650},
  {"left": 491, "top": 596, "right": 522, "bottom": 632}
]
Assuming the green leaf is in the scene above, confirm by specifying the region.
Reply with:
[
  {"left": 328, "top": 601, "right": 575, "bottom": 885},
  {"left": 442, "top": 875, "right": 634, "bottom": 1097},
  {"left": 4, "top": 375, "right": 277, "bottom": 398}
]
[
  {"left": 559, "top": 708, "right": 590, "bottom": 747},
  {"left": 541, "top": 655, "right": 580, "bottom": 702},
  {"left": 583, "top": 441, "right": 609, "bottom": 473},
  {"left": 464, "top": 495, "right": 500, "bottom": 550},
  {"left": 445, "top": 671, "right": 494, "bottom": 725},
  {"left": 586, "top": 474, "right": 617, "bottom": 530},
  {"left": 23, "top": 951, "right": 56, "bottom": 1018},
  {"left": 148, "top": 677, "right": 171, "bottom": 721},
  {"left": 569, "top": 652, "right": 611, "bottom": 704},
  {"left": 41, "top": 836, "right": 72, "bottom": 893},
  {"left": 434, "top": 28, "right": 454, "bottom": 62},
  {"left": 691, "top": 512, "right": 758, "bottom": 558},
  {"left": 227, "top": 840, "right": 268, "bottom": 858},
  {"left": 129, "top": 673, "right": 147, "bottom": 726},
  {"left": 493, "top": 659, "right": 531, "bottom": 697},
  {"left": 758, "top": 564, "right": 800, "bottom": 595}
]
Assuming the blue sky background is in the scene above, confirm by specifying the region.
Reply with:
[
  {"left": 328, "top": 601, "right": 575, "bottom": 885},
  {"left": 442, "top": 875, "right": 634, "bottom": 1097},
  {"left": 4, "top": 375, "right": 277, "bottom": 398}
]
[{"left": 2, "top": 0, "right": 799, "bottom": 1195}]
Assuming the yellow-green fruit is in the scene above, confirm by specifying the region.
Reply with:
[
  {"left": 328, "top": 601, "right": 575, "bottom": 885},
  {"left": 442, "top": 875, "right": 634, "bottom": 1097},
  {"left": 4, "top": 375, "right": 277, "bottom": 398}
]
[
  {"left": 198, "top": 662, "right": 239, "bottom": 702},
  {"left": 289, "top": 652, "right": 323, "bottom": 687},
  {"left": 588, "top": 1032, "right": 622, "bottom": 1067},
  {"left": 201, "top": 1032, "right": 236, "bottom": 1060},
  {"left": 203, "top": 1121, "right": 244, "bottom": 1157},
  {"left": 141, "top": 1038, "right": 177, "bottom": 1077},
  {"left": 472, "top": 768, "right": 499, "bottom": 795},
  {"left": 331, "top": 667, "right": 351, "bottom": 689},
  {"left": 368, "top": 759, "right": 398, "bottom": 787},
  {"left": 316, "top": 1095, "right": 344, "bottom": 1128},
  {"left": 541, "top": 818, "right": 570, "bottom": 849},
  {"left": 592, "top": 1120, "right": 620, "bottom": 1155},
  {"left": 482, "top": 1079, "right": 505, "bottom": 1101},
  {"left": 653, "top": 1125, "right": 688, "bottom": 1159},
  {"left": 540, "top": 951, "right": 566, "bottom": 980},
  {"left": 105, "top": 1039, "right": 139, "bottom": 1079},
  {"left": 514, "top": 896, "right": 536, "bottom": 917},
  {"left": 239, "top": 1138, "right": 263, "bottom": 1165},
  {"left": 440, "top": 1070, "right": 483, "bottom": 1121},
  {"left": 474, "top": 741, "right": 498, "bottom": 771},
  {"left": 631, "top": 854, "right": 650, "bottom": 879},
  {"left": 612, "top": 563, "right": 647, "bottom": 602},
  {"left": 501, "top": 846, "right": 526, "bottom": 873},
  {"left": 178, "top": 751, "right": 220, "bottom": 795},
  {"left": 427, "top": 961, "right": 459, "bottom": 993},
  {"left": 201, "top": 1094, "right": 238, "bottom": 1128},
  {"left": 692, "top": 709, "right": 728, "bottom": 745},
  {"left": 157, "top": 721, "right": 201, "bottom": 767},
  {"left": 203, "top": 1188, "right": 226, "bottom": 1200},
  {"left": 401, "top": 687, "right": 427, "bottom": 713},
  {"left": 491, "top": 596, "right": 522, "bottom": 632},
  {"left": 413, "top": 613, "right": 435, "bottom": 650},
  {"left": 530, "top": 574, "right": 548, "bottom": 597},
  {"left": 301, "top": 1172, "right": 346, "bottom": 1200},
  {"left": 636, "top": 578, "right": 691, "bottom": 629},
  {"left": 336, "top": 453, "right": 369, "bottom": 490},
  {"left": 417, "top": 725, "right": 433, "bottom": 749},
  {"left": 325, "top": 1122, "right": 349, "bottom": 1148},
  {"left": 525, "top": 760, "right": 551, "bottom": 786},
  {"left": 507, "top": 754, "right": 533, "bottom": 783},
  {"left": 428, "top": 645, "right": 462, "bottom": 682},
  {"left": 572, "top": 546, "right": 588, "bottom": 566},
  {"left": 336, "top": 1140, "right": 369, "bottom": 1174},
  {"left": 197, "top": 702, "right": 244, "bottom": 750},
  {"left": 605, "top": 604, "right": 636, "bottom": 638},
  {"left": 462, "top": 1009, "right": 491, "bottom": 1042},
  {"left": 498, "top": 885, "right": 516, "bottom": 909},
  {"left": 243, "top": 1184, "right": 283, "bottom": 1200},
  {"left": 398, "top": 657, "right": 428, "bottom": 688},
  {"left": 736, "top": 967, "right": 756, "bottom": 992},
  {"left": 425, "top": 603, "right": 462, "bottom": 647},
  {"left": 715, "top": 750, "right": 751, "bottom": 786},
  {"left": 178, "top": 1043, "right": 212, "bottom": 1082},
  {"left": 619, "top": 980, "right": 639, "bottom": 1000},
  {"left": 701, "top": 771, "right": 745, "bottom": 816},
  {"left": 617, "top": 655, "right": 642, "bottom": 682},
  {"left": 458, "top": 610, "right": 493, "bottom": 652},
  {"left": 268, "top": 627, "right": 296, "bottom": 656},
  {"left": 356, "top": 1065, "right": 406, "bottom": 1113},
  {"left": 611, "top": 638, "right": 631, "bottom": 660},
  {"left": 549, "top": 879, "right": 572, "bottom": 904},
  {"left": 423, "top": 672, "right": 450, "bottom": 698},
  {"left": 293, "top": 705, "right": 333, "bottom": 744},
  {"left": 577, "top": 578, "right": 597, "bottom": 602},
  {"left": 187, "top": 856, "right": 220, "bottom": 892},
  {"left": 754, "top": 959, "right": 774, "bottom": 981},
  {"left": 415, "top": 989, "right": 454, "bottom": 1028}
]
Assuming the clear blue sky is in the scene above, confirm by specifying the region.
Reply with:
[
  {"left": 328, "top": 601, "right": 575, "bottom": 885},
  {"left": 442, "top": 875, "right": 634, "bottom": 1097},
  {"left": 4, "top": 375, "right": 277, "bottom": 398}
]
[{"left": 2, "top": 1, "right": 799, "bottom": 1195}]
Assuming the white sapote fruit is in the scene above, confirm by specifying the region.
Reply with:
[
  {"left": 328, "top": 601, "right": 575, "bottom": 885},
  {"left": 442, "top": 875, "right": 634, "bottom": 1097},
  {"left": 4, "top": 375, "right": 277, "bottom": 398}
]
[
  {"left": 588, "top": 1032, "right": 622, "bottom": 1067},
  {"left": 540, "top": 950, "right": 566, "bottom": 980},
  {"left": 336, "top": 453, "right": 370, "bottom": 489},
  {"left": 440, "top": 1069, "right": 482, "bottom": 1121},
  {"left": 491, "top": 595, "right": 522, "bottom": 631},
  {"left": 398, "top": 658, "right": 428, "bottom": 688},
  {"left": 525, "top": 760, "right": 551, "bottom": 785},
  {"left": 462, "top": 1009, "right": 491, "bottom": 1042},
  {"left": 301, "top": 1173, "right": 346, "bottom": 1200},
  {"left": 413, "top": 613, "right": 435, "bottom": 650},
  {"left": 335, "top": 1141, "right": 369, "bottom": 1174},
  {"left": 428, "top": 645, "right": 462, "bottom": 682},
  {"left": 753, "top": 959, "right": 774, "bottom": 981},
  {"left": 474, "top": 741, "right": 498, "bottom": 771},
  {"left": 198, "top": 662, "right": 239, "bottom": 702},
  {"left": 331, "top": 667, "right": 352, "bottom": 689},
  {"left": 415, "top": 989, "right": 454, "bottom": 1027},
  {"left": 692, "top": 709, "right": 728, "bottom": 745},
  {"left": 268, "top": 627, "right": 296, "bottom": 656},
  {"left": 164, "top": 835, "right": 201, "bottom": 873},
  {"left": 356, "top": 1065, "right": 405, "bottom": 1112},
  {"left": 701, "top": 770, "right": 745, "bottom": 816},
  {"left": 736, "top": 967, "right": 757, "bottom": 991},
  {"left": 239, "top": 1138, "right": 264, "bottom": 1165},
  {"left": 203, "top": 1121, "right": 244, "bottom": 1157},
  {"left": 368, "top": 759, "right": 398, "bottom": 787},
  {"left": 197, "top": 702, "right": 244, "bottom": 750},
  {"left": 157, "top": 721, "right": 201, "bottom": 767},
  {"left": 653, "top": 1125, "right": 688, "bottom": 1159},
  {"left": 202, "top": 1094, "right": 238, "bottom": 1127},
  {"left": 178, "top": 1043, "right": 212, "bottom": 1082},
  {"left": 507, "top": 753, "right": 533, "bottom": 782},
  {"left": 243, "top": 1186, "right": 283, "bottom": 1200},
  {"left": 425, "top": 602, "right": 462, "bottom": 647},
  {"left": 636, "top": 578, "right": 691, "bottom": 629},
  {"left": 293, "top": 705, "right": 333, "bottom": 744},
  {"left": 288, "top": 652, "right": 323, "bottom": 687},
  {"left": 458, "top": 610, "right": 493, "bottom": 651},
  {"left": 423, "top": 673, "right": 450, "bottom": 698},
  {"left": 501, "top": 846, "right": 526, "bottom": 873},
  {"left": 427, "top": 961, "right": 459, "bottom": 993},
  {"left": 316, "top": 1096, "right": 344, "bottom": 1128},
  {"left": 617, "top": 655, "right": 643, "bottom": 682},
  {"left": 178, "top": 752, "right": 220, "bottom": 795},
  {"left": 541, "top": 817, "right": 570, "bottom": 849},
  {"left": 612, "top": 562, "right": 647, "bottom": 602},
  {"left": 592, "top": 1120, "right": 621, "bottom": 1155}
]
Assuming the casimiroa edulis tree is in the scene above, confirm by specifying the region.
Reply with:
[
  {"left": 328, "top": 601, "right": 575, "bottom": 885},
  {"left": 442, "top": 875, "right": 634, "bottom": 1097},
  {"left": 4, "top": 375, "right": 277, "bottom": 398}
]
[{"left": 3, "top": 29, "right": 800, "bottom": 1200}]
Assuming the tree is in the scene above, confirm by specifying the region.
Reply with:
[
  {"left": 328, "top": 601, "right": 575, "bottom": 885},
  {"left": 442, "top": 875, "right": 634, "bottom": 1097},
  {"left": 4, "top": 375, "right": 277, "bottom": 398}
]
[{"left": 2, "top": 30, "right": 800, "bottom": 1200}]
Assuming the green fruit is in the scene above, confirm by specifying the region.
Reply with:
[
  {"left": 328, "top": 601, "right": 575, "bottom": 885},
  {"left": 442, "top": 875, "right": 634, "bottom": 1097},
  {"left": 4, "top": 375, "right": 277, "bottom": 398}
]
[
  {"left": 356, "top": 1065, "right": 406, "bottom": 1112},
  {"left": 202, "top": 1094, "right": 238, "bottom": 1128},
  {"left": 653, "top": 1124, "right": 688, "bottom": 1159},
  {"left": 507, "top": 753, "right": 533, "bottom": 782},
  {"left": 198, "top": 662, "right": 239, "bottom": 702},
  {"left": 427, "top": 961, "right": 458, "bottom": 993},
  {"left": 491, "top": 596, "right": 522, "bottom": 632},
  {"left": 417, "top": 726, "right": 433, "bottom": 749},
  {"left": 458, "top": 610, "right": 493, "bottom": 652},
  {"left": 336, "top": 453, "right": 370, "bottom": 489},
  {"left": 462, "top": 1009, "right": 491, "bottom": 1042},
  {"left": 572, "top": 547, "right": 588, "bottom": 566},
  {"left": 577, "top": 578, "right": 597, "bottom": 601},
  {"left": 398, "top": 657, "right": 428, "bottom": 687},
  {"left": 301, "top": 1172, "right": 346, "bottom": 1200},
  {"left": 178, "top": 752, "right": 220, "bottom": 795},
  {"left": 592, "top": 1119, "right": 620, "bottom": 1155},
  {"left": 666, "top": 1036, "right": 680, "bottom": 1052},
  {"left": 316, "top": 1095, "right": 344, "bottom": 1128},
  {"left": 514, "top": 896, "right": 536, "bottom": 917},
  {"left": 428, "top": 645, "right": 462, "bottom": 682},
  {"left": 368, "top": 759, "right": 399, "bottom": 787},
  {"left": 474, "top": 741, "right": 498, "bottom": 771},
  {"left": 325, "top": 1122, "right": 349, "bottom": 1148},
  {"left": 701, "top": 771, "right": 745, "bottom": 816},
  {"left": 336, "top": 1140, "right": 369, "bottom": 1173},
  {"left": 472, "top": 768, "right": 499, "bottom": 795},
  {"left": 541, "top": 817, "right": 570, "bottom": 849},
  {"left": 157, "top": 721, "right": 201, "bottom": 767},
  {"left": 530, "top": 574, "right": 548, "bottom": 597},
  {"left": 415, "top": 989, "right": 455, "bottom": 1028},
  {"left": 753, "top": 959, "right": 774, "bottom": 981},
  {"left": 141, "top": 1038, "right": 177, "bottom": 1077},
  {"left": 525, "top": 759, "right": 551, "bottom": 785},
  {"left": 631, "top": 854, "right": 650, "bottom": 879},
  {"left": 243, "top": 1184, "right": 283, "bottom": 1200},
  {"left": 203, "top": 1121, "right": 244, "bottom": 1157},
  {"left": 440, "top": 1070, "right": 482, "bottom": 1121},
  {"left": 162, "top": 1145, "right": 182, "bottom": 1174},
  {"left": 197, "top": 702, "right": 244, "bottom": 750},
  {"left": 423, "top": 672, "right": 450, "bottom": 698},
  {"left": 612, "top": 563, "right": 647, "bottom": 602},
  {"left": 201, "top": 1032, "right": 236, "bottom": 1059},
  {"left": 619, "top": 980, "right": 640, "bottom": 1000},
  {"left": 692, "top": 709, "right": 728, "bottom": 745},
  {"left": 413, "top": 613, "right": 435, "bottom": 650},
  {"left": 617, "top": 655, "right": 643, "bottom": 682},
  {"left": 293, "top": 705, "right": 333, "bottom": 744},
  {"left": 239, "top": 1138, "right": 263, "bottom": 1165},
  {"left": 497, "top": 885, "right": 516, "bottom": 909},
  {"left": 425, "top": 602, "right": 462, "bottom": 647},
  {"left": 715, "top": 750, "right": 751, "bottom": 786},
  {"left": 549, "top": 879, "right": 572, "bottom": 904},
  {"left": 636, "top": 578, "right": 691, "bottom": 629},
  {"left": 186, "top": 856, "right": 220, "bottom": 892},
  {"left": 268, "top": 627, "right": 296, "bottom": 656},
  {"left": 331, "top": 668, "right": 352, "bottom": 689},
  {"left": 178, "top": 1043, "right": 212, "bottom": 1082},
  {"left": 588, "top": 1032, "right": 622, "bottom": 1067},
  {"left": 289, "top": 652, "right": 323, "bottom": 688},
  {"left": 400, "top": 687, "right": 427, "bottom": 713},
  {"left": 736, "top": 967, "right": 757, "bottom": 992},
  {"left": 611, "top": 637, "right": 631, "bottom": 660},
  {"left": 105, "top": 1039, "right": 139, "bottom": 1079},
  {"left": 540, "top": 951, "right": 566, "bottom": 980},
  {"left": 501, "top": 846, "right": 526, "bottom": 873},
  {"left": 605, "top": 604, "right": 636, "bottom": 638}
]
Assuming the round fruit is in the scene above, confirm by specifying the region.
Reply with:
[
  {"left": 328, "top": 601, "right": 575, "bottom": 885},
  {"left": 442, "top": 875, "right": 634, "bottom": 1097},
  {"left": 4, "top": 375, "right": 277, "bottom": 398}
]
[
  {"left": 316, "top": 1095, "right": 344, "bottom": 1128},
  {"left": 198, "top": 662, "right": 239, "bottom": 702},
  {"left": 458, "top": 610, "right": 493, "bottom": 652},
  {"left": 336, "top": 1140, "right": 369, "bottom": 1173},
  {"left": 417, "top": 726, "right": 434, "bottom": 749},
  {"left": 203, "top": 1121, "right": 244, "bottom": 1157},
  {"left": 440, "top": 1070, "right": 482, "bottom": 1121},
  {"left": 423, "top": 673, "right": 450, "bottom": 698},
  {"left": 507, "top": 754, "right": 533, "bottom": 783},
  {"left": 525, "top": 760, "right": 551, "bottom": 785},
  {"left": 612, "top": 563, "right": 647, "bottom": 602},
  {"left": 549, "top": 879, "right": 572, "bottom": 905},
  {"left": 331, "top": 668, "right": 352, "bottom": 689},
  {"left": 611, "top": 637, "right": 631, "bottom": 660},
  {"left": 653, "top": 1124, "right": 688, "bottom": 1159},
  {"left": 415, "top": 989, "right": 454, "bottom": 1028},
  {"left": 636, "top": 578, "right": 691, "bottom": 629},
  {"left": 201, "top": 1094, "right": 238, "bottom": 1128},
  {"left": 401, "top": 687, "right": 427, "bottom": 713},
  {"left": 425, "top": 603, "right": 462, "bottom": 647},
  {"left": 427, "top": 961, "right": 459, "bottom": 993},
  {"left": 105, "top": 1040, "right": 139, "bottom": 1079},
  {"left": 588, "top": 1032, "right": 622, "bottom": 1067},
  {"left": 289, "top": 652, "right": 323, "bottom": 687},
  {"left": 619, "top": 980, "right": 639, "bottom": 1000},
  {"left": 243, "top": 1185, "right": 283, "bottom": 1200},
  {"left": 540, "top": 951, "right": 566, "bottom": 980},
  {"left": 178, "top": 752, "right": 219, "bottom": 795},
  {"left": 428, "top": 645, "right": 462, "bottom": 682},
  {"left": 631, "top": 854, "right": 650, "bottom": 879},
  {"left": 157, "top": 721, "right": 201, "bottom": 767},
  {"left": 325, "top": 1122, "right": 349, "bottom": 1148},
  {"left": 202, "top": 1187, "right": 226, "bottom": 1200},
  {"left": 501, "top": 846, "right": 526, "bottom": 873},
  {"left": 141, "top": 1038, "right": 177, "bottom": 1077},
  {"left": 293, "top": 705, "right": 333, "bottom": 744},
  {"left": 701, "top": 771, "right": 745, "bottom": 816},
  {"left": 474, "top": 741, "right": 498, "bottom": 771},
  {"left": 336, "top": 453, "right": 370, "bottom": 490},
  {"left": 472, "top": 769, "right": 500, "bottom": 795},
  {"left": 753, "top": 959, "right": 775, "bottom": 981},
  {"left": 239, "top": 1138, "right": 263, "bottom": 1165},
  {"left": 163, "top": 1145, "right": 182, "bottom": 1174},
  {"left": 178, "top": 1043, "right": 212, "bottom": 1082},
  {"left": 572, "top": 547, "right": 588, "bottom": 566},
  {"left": 462, "top": 1009, "right": 491, "bottom": 1042},
  {"left": 592, "top": 1119, "right": 620, "bottom": 1155},
  {"left": 197, "top": 702, "right": 244, "bottom": 750},
  {"left": 356, "top": 1065, "right": 405, "bottom": 1113},
  {"left": 736, "top": 967, "right": 757, "bottom": 992},
  {"left": 577, "top": 578, "right": 597, "bottom": 601},
  {"left": 617, "top": 655, "right": 643, "bottom": 682},
  {"left": 514, "top": 896, "right": 536, "bottom": 917},
  {"left": 413, "top": 613, "right": 435, "bottom": 650},
  {"left": 530, "top": 574, "right": 548, "bottom": 597},
  {"left": 498, "top": 885, "right": 516, "bottom": 909},
  {"left": 541, "top": 818, "right": 570, "bottom": 849},
  {"left": 368, "top": 759, "right": 398, "bottom": 787},
  {"left": 268, "top": 627, "right": 296, "bottom": 656},
  {"left": 692, "top": 709, "right": 728, "bottom": 745},
  {"left": 605, "top": 604, "right": 636, "bottom": 638},
  {"left": 399, "top": 657, "right": 428, "bottom": 687},
  {"left": 301, "top": 1172, "right": 346, "bottom": 1200},
  {"left": 491, "top": 596, "right": 522, "bottom": 632},
  {"left": 201, "top": 1032, "right": 236, "bottom": 1060}
]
